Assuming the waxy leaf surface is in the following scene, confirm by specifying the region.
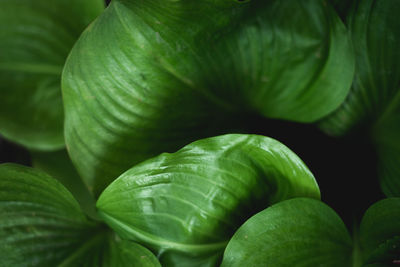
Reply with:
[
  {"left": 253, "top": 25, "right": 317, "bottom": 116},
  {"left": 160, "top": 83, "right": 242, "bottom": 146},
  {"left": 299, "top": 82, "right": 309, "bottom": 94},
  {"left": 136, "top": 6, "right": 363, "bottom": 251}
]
[
  {"left": 318, "top": 0, "right": 400, "bottom": 196},
  {"left": 97, "top": 134, "right": 320, "bottom": 266},
  {"left": 0, "top": 0, "right": 104, "bottom": 150},
  {"left": 63, "top": 0, "right": 354, "bottom": 195},
  {"left": 221, "top": 198, "right": 353, "bottom": 267}
]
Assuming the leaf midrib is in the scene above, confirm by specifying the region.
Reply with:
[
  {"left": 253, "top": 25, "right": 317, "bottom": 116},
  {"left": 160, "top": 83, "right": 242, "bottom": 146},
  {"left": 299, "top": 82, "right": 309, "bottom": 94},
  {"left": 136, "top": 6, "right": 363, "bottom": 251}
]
[{"left": 99, "top": 210, "right": 229, "bottom": 254}]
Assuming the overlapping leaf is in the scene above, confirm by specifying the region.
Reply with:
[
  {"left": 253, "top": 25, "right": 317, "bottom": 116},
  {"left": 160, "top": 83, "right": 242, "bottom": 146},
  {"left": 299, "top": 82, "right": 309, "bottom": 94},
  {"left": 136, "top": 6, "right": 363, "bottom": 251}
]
[
  {"left": 221, "top": 198, "right": 353, "bottom": 267},
  {"left": 318, "top": 0, "right": 400, "bottom": 196},
  {"left": 221, "top": 197, "right": 400, "bottom": 266},
  {"left": 97, "top": 134, "right": 320, "bottom": 266},
  {"left": 31, "top": 149, "right": 97, "bottom": 219},
  {"left": 0, "top": 0, "right": 104, "bottom": 150},
  {"left": 0, "top": 163, "right": 160, "bottom": 266},
  {"left": 0, "top": 163, "right": 95, "bottom": 265},
  {"left": 359, "top": 198, "right": 400, "bottom": 265},
  {"left": 62, "top": 0, "right": 354, "bottom": 195}
]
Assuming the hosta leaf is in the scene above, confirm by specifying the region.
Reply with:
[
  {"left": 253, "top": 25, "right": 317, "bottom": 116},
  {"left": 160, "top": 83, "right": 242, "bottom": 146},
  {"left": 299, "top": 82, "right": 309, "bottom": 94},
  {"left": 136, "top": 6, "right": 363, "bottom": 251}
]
[
  {"left": 97, "top": 134, "right": 320, "bottom": 266},
  {"left": 0, "top": 163, "right": 160, "bottom": 266},
  {"left": 60, "top": 234, "right": 161, "bottom": 267},
  {"left": 373, "top": 116, "right": 400, "bottom": 197},
  {"left": 359, "top": 198, "right": 400, "bottom": 265},
  {"left": 0, "top": 163, "right": 95, "bottom": 266},
  {"left": 62, "top": 0, "right": 354, "bottom": 195},
  {"left": 318, "top": 0, "right": 400, "bottom": 196},
  {"left": 102, "top": 238, "right": 161, "bottom": 267},
  {"left": 31, "top": 149, "right": 97, "bottom": 219},
  {"left": 0, "top": 0, "right": 104, "bottom": 150},
  {"left": 221, "top": 198, "right": 353, "bottom": 267}
]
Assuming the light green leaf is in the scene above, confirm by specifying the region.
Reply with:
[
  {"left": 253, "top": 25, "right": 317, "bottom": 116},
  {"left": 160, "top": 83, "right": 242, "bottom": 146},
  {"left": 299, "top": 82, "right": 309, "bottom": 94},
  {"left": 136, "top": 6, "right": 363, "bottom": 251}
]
[
  {"left": 318, "top": 0, "right": 400, "bottom": 196},
  {"left": 359, "top": 198, "right": 400, "bottom": 265},
  {"left": 31, "top": 149, "right": 97, "bottom": 219},
  {"left": 62, "top": 0, "right": 354, "bottom": 195},
  {"left": 0, "top": 0, "right": 104, "bottom": 150},
  {"left": 221, "top": 198, "right": 353, "bottom": 267},
  {"left": 97, "top": 134, "right": 320, "bottom": 266}
]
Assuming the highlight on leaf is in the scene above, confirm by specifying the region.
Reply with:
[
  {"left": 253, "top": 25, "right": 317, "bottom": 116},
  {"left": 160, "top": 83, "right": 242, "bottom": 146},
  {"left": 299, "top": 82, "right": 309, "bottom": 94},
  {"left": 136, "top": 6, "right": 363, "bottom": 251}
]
[
  {"left": 62, "top": 0, "right": 354, "bottom": 195},
  {"left": 97, "top": 134, "right": 321, "bottom": 266}
]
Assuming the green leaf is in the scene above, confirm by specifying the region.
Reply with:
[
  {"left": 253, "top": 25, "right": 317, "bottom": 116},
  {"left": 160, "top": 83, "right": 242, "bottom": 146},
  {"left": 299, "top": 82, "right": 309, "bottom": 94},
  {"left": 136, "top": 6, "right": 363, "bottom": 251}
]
[
  {"left": 30, "top": 149, "right": 97, "bottom": 219},
  {"left": 318, "top": 0, "right": 400, "bottom": 196},
  {"left": 0, "top": 0, "right": 104, "bottom": 150},
  {"left": 97, "top": 134, "right": 320, "bottom": 266},
  {"left": 101, "top": 238, "right": 161, "bottom": 267},
  {"left": 359, "top": 198, "right": 400, "bottom": 265},
  {"left": 62, "top": 0, "right": 354, "bottom": 195},
  {"left": 0, "top": 163, "right": 160, "bottom": 266},
  {"left": 221, "top": 198, "right": 353, "bottom": 267},
  {"left": 59, "top": 234, "right": 161, "bottom": 267},
  {"left": 0, "top": 163, "right": 95, "bottom": 266}
]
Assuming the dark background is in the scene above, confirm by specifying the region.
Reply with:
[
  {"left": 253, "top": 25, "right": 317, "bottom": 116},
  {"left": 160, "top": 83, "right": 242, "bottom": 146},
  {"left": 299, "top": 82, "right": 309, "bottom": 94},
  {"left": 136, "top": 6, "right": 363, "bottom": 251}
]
[
  {"left": 0, "top": 116, "right": 383, "bottom": 229},
  {"left": 0, "top": 0, "right": 384, "bottom": 230}
]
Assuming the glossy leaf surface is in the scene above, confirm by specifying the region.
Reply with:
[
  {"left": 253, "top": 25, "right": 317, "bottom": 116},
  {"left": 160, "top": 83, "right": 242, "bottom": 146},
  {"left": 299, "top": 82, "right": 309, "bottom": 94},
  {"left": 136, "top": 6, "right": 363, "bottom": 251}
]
[
  {"left": 318, "top": 0, "right": 400, "bottom": 196},
  {"left": 97, "top": 134, "right": 320, "bottom": 266},
  {"left": 63, "top": 0, "right": 354, "bottom": 195},
  {"left": 0, "top": 0, "right": 104, "bottom": 150},
  {"left": 359, "top": 198, "right": 400, "bottom": 265},
  {"left": 221, "top": 198, "right": 353, "bottom": 267}
]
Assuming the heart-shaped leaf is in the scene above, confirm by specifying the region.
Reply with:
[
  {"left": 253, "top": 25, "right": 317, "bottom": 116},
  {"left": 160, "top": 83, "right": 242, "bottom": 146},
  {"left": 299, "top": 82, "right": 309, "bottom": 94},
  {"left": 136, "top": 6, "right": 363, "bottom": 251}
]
[
  {"left": 359, "top": 198, "right": 400, "bottom": 265},
  {"left": 97, "top": 134, "right": 320, "bottom": 266},
  {"left": 0, "top": 0, "right": 104, "bottom": 150},
  {"left": 0, "top": 163, "right": 161, "bottom": 266},
  {"left": 221, "top": 198, "right": 353, "bottom": 267},
  {"left": 318, "top": 0, "right": 400, "bottom": 196},
  {"left": 62, "top": 0, "right": 354, "bottom": 195}
]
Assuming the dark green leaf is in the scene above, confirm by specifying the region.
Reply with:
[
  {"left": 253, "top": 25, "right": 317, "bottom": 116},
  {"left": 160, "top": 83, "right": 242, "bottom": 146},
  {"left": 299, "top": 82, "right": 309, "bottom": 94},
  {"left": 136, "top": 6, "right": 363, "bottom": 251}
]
[
  {"left": 318, "top": 0, "right": 400, "bottom": 196},
  {"left": 102, "top": 238, "right": 161, "bottom": 267},
  {"left": 359, "top": 198, "right": 400, "bottom": 265},
  {"left": 0, "top": 163, "right": 160, "bottom": 266},
  {"left": 0, "top": 0, "right": 104, "bottom": 150},
  {"left": 97, "top": 134, "right": 320, "bottom": 266},
  {"left": 0, "top": 163, "right": 96, "bottom": 266},
  {"left": 59, "top": 233, "right": 161, "bottom": 267},
  {"left": 31, "top": 149, "right": 97, "bottom": 219},
  {"left": 62, "top": 0, "right": 354, "bottom": 195},
  {"left": 221, "top": 198, "right": 353, "bottom": 267}
]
